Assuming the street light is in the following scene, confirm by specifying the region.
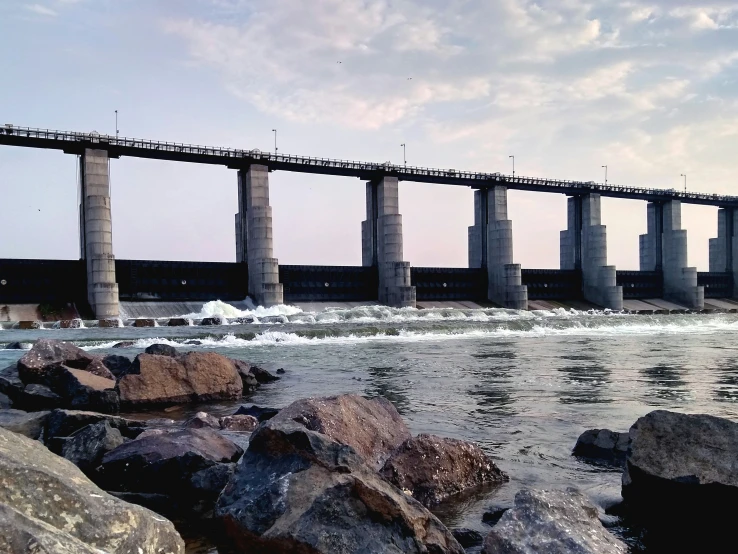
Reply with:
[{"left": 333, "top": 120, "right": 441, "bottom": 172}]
[
  {"left": 509, "top": 155, "right": 515, "bottom": 178},
  {"left": 681, "top": 173, "right": 687, "bottom": 192},
  {"left": 401, "top": 143, "right": 406, "bottom": 166},
  {"left": 272, "top": 129, "right": 278, "bottom": 154},
  {"left": 602, "top": 165, "right": 608, "bottom": 185},
  {"left": 115, "top": 110, "right": 119, "bottom": 138}
]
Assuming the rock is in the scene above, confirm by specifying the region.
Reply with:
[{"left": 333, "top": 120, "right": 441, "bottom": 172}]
[
  {"left": 0, "top": 393, "right": 10, "bottom": 409},
  {"left": 200, "top": 317, "right": 225, "bottom": 326},
  {"left": 45, "top": 409, "right": 146, "bottom": 443},
  {"left": 102, "top": 354, "right": 133, "bottom": 378},
  {"left": 452, "top": 528, "right": 484, "bottom": 548},
  {"left": 190, "top": 462, "right": 236, "bottom": 502},
  {"left": 17, "top": 339, "right": 115, "bottom": 384},
  {"left": 215, "top": 419, "right": 464, "bottom": 554},
  {"left": 168, "top": 318, "right": 189, "bottom": 327},
  {"left": 234, "top": 404, "right": 279, "bottom": 422},
  {"left": 220, "top": 414, "right": 258, "bottom": 432},
  {"left": 250, "top": 364, "right": 281, "bottom": 383},
  {"left": 232, "top": 359, "right": 259, "bottom": 392},
  {"left": 112, "top": 341, "right": 135, "bottom": 348},
  {"left": 380, "top": 434, "right": 509, "bottom": 506},
  {"left": 0, "top": 426, "right": 184, "bottom": 553},
  {"left": 482, "top": 489, "right": 627, "bottom": 554},
  {"left": 98, "top": 319, "right": 121, "bottom": 328},
  {"left": 144, "top": 343, "right": 179, "bottom": 357},
  {"left": 184, "top": 340, "right": 202, "bottom": 345},
  {"left": 573, "top": 428, "right": 629, "bottom": 465},
  {"left": 18, "top": 320, "right": 42, "bottom": 330},
  {"left": 185, "top": 411, "right": 221, "bottom": 429},
  {"left": 4, "top": 342, "right": 30, "bottom": 350},
  {"left": 482, "top": 505, "right": 509, "bottom": 526},
  {"left": 132, "top": 318, "right": 156, "bottom": 327},
  {"left": 622, "top": 410, "right": 738, "bottom": 536},
  {"left": 15, "top": 383, "right": 63, "bottom": 411},
  {"left": 0, "top": 409, "right": 49, "bottom": 440},
  {"left": 53, "top": 366, "right": 119, "bottom": 414},
  {"left": 59, "top": 420, "right": 125, "bottom": 473},
  {"left": 276, "top": 367, "right": 285, "bottom": 374},
  {"left": 0, "top": 364, "right": 24, "bottom": 402},
  {"left": 268, "top": 394, "right": 410, "bottom": 470},
  {"left": 58, "top": 318, "right": 83, "bottom": 329},
  {"left": 118, "top": 352, "right": 243, "bottom": 407}
]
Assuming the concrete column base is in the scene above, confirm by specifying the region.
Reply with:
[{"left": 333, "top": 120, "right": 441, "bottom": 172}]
[{"left": 488, "top": 263, "right": 527, "bottom": 309}]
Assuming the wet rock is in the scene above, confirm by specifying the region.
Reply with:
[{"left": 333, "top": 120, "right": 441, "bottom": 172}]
[
  {"left": 58, "top": 318, "right": 83, "bottom": 329},
  {"left": 380, "top": 434, "right": 508, "bottom": 506},
  {"left": 220, "top": 414, "right": 258, "bottom": 432},
  {"left": 118, "top": 352, "right": 242, "bottom": 407},
  {"left": 0, "top": 364, "right": 24, "bottom": 403},
  {"left": 482, "top": 489, "right": 627, "bottom": 554},
  {"left": 59, "top": 420, "right": 125, "bottom": 473},
  {"left": 18, "top": 339, "right": 114, "bottom": 384},
  {"left": 98, "top": 318, "right": 121, "bottom": 328},
  {"left": 573, "top": 428, "right": 629, "bottom": 465},
  {"left": 4, "top": 342, "right": 30, "bottom": 350},
  {"left": 185, "top": 340, "right": 203, "bottom": 346},
  {"left": 145, "top": 343, "right": 179, "bottom": 358},
  {"left": 45, "top": 409, "right": 146, "bottom": 443},
  {"left": 132, "top": 318, "right": 156, "bottom": 327},
  {"left": 482, "top": 505, "right": 509, "bottom": 526},
  {"left": 232, "top": 359, "right": 259, "bottom": 392},
  {"left": 0, "top": 426, "right": 184, "bottom": 553},
  {"left": 98, "top": 427, "right": 243, "bottom": 498},
  {"left": 250, "top": 364, "right": 281, "bottom": 383},
  {"left": 276, "top": 367, "right": 285, "bottom": 374},
  {"left": 112, "top": 341, "right": 135, "bottom": 349},
  {"left": 168, "top": 318, "right": 189, "bottom": 327},
  {"left": 201, "top": 317, "right": 225, "bottom": 326},
  {"left": 0, "top": 393, "right": 10, "bottom": 409},
  {"left": 185, "top": 411, "right": 221, "bottom": 430},
  {"left": 215, "top": 419, "right": 464, "bottom": 554},
  {"left": 268, "top": 394, "right": 410, "bottom": 470},
  {"left": 0, "top": 409, "right": 49, "bottom": 440},
  {"left": 15, "top": 383, "right": 63, "bottom": 411},
  {"left": 452, "top": 528, "right": 484, "bottom": 548},
  {"left": 18, "top": 320, "right": 42, "bottom": 330},
  {"left": 621, "top": 410, "right": 738, "bottom": 539},
  {"left": 53, "top": 366, "right": 119, "bottom": 414},
  {"left": 102, "top": 354, "right": 133, "bottom": 379},
  {"left": 234, "top": 404, "right": 279, "bottom": 421},
  {"left": 190, "top": 462, "right": 236, "bottom": 502}
]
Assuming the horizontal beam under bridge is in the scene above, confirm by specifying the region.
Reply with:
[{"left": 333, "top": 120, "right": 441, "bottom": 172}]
[{"left": 2, "top": 125, "right": 738, "bottom": 207}]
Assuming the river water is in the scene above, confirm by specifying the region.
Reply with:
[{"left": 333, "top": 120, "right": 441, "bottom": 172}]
[{"left": 2, "top": 304, "right": 738, "bottom": 552}]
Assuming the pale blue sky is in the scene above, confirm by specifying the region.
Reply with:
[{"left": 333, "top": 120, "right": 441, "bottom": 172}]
[{"left": 2, "top": 0, "right": 738, "bottom": 270}]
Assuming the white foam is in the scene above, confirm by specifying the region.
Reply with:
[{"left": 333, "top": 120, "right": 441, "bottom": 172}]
[{"left": 182, "top": 299, "right": 303, "bottom": 320}]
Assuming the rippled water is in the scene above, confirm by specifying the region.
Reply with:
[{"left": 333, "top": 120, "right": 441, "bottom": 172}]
[{"left": 3, "top": 307, "right": 738, "bottom": 552}]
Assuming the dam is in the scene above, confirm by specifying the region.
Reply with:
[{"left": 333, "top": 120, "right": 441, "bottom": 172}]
[{"left": 2, "top": 124, "right": 738, "bottom": 319}]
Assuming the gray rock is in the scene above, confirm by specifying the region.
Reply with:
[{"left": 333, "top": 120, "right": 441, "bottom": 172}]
[
  {"left": 215, "top": 418, "right": 464, "bottom": 554},
  {"left": 200, "top": 317, "right": 225, "bottom": 326},
  {"left": 18, "top": 339, "right": 114, "bottom": 384},
  {"left": 15, "top": 383, "right": 63, "bottom": 411},
  {"left": 102, "top": 354, "right": 133, "bottom": 378},
  {"left": 232, "top": 359, "right": 259, "bottom": 392},
  {"left": 220, "top": 414, "right": 258, "bottom": 432},
  {"left": 0, "top": 364, "right": 24, "bottom": 403},
  {"left": 482, "top": 489, "right": 627, "bottom": 554},
  {"left": 452, "top": 528, "right": 484, "bottom": 548},
  {"left": 190, "top": 462, "right": 236, "bottom": 501},
  {"left": 234, "top": 404, "right": 279, "bottom": 422},
  {"left": 52, "top": 365, "right": 119, "bottom": 414},
  {"left": 0, "top": 392, "right": 10, "bottom": 409},
  {"left": 0, "top": 409, "right": 49, "bottom": 440},
  {"left": 0, "top": 426, "right": 184, "bottom": 553},
  {"left": 45, "top": 409, "right": 146, "bottom": 443},
  {"left": 59, "top": 421, "right": 125, "bottom": 473},
  {"left": 144, "top": 343, "right": 179, "bottom": 358},
  {"left": 573, "top": 428, "right": 629, "bottom": 465},
  {"left": 185, "top": 411, "right": 221, "bottom": 430},
  {"left": 250, "top": 364, "right": 280, "bottom": 383},
  {"left": 112, "top": 341, "right": 136, "bottom": 349}
]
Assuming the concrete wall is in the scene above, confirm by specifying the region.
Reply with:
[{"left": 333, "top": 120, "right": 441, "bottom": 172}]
[
  {"left": 561, "top": 194, "right": 622, "bottom": 310},
  {"left": 708, "top": 207, "right": 738, "bottom": 297},
  {"left": 80, "top": 149, "right": 119, "bottom": 318},
  {"left": 362, "top": 177, "right": 416, "bottom": 307},
  {"left": 640, "top": 201, "right": 704, "bottom": 308},
  {"left": 236, "top": 165, "right": 284, "bottom": 307}
]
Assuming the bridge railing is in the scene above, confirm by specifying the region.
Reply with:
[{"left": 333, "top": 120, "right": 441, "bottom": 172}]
[{"left": 3, "top": 124, "right": 738, "bottom": 204}]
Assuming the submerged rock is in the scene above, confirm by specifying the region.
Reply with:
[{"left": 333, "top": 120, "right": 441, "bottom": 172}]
[
  {"left": 215, "top": 419, "right": 464, "bottom": 554},
  {"left": 117, "top": 352, "right": 242, "bottom": 407},
  {"left": 267, "top": 394, "right": 410, "bottom": 470},
  {"left": 112, "top": 341, "right": 136, "bottom": 349},
  {"left": 145, "top": 343, "right": 179, "bottom": 358},
  {"left": 0, "top": 426, "right": 184, "bottom": 553},
  {"left": 482, "top": 489, "right": 626, "bottom": 554},
  {"left": 220, "top": 414, "right": 258, "bottom": 432},
  {"left": 380, "top": 434, "right": 508, "bottom": 506},
  {"left": 0, "top": 409, "right": 49, "bottom": 440},
  {"left": 573, "top": 428, "right": 629, "bottom": 465},
  {"left": 234, "top": 404, "right": 279, "bottom": 422},
  {"left": 232, "top": 359, "right": 259, "bottom": 392},
  {"left": 250, "top": 364, "right": 281, "bottom": 383}
]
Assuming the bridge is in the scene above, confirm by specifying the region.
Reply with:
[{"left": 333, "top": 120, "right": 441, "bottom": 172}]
[{"left": 1, "top": 124, "right": 737, "bottom": 318}]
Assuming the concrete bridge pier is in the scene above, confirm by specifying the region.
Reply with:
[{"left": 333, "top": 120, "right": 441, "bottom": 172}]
[
  {"left": 79, "top": 149, "right": 119, "bottom": 319},
  {"left": 468, "top": 188, "right": 527, "bottom": 309},
  {"left": 361, "top": 176, "right": 416, "bottom": 307},
  {"left": 235, "top": 164, "right": 284, "bottom": 307},
  {"left": 709, "top": 207, "right": 738, "bottom": 296},
  {"left": 640, "top": 201, "right": 703, "bottom": 309},
  {"left": 560, "top": 194, "right": 622, "bottom": 310}
]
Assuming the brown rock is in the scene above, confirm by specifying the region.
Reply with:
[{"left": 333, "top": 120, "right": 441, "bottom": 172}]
[
  {"left": 98, "top": 319, "right": 120, "bottom": 328},
  {"left": 17, "top": 339, "right": 114, "bottom": 384},
  {"left": 18, "top": 321, "right": 42, "bottom": 330},
  {"left": 380, "top": 434, "right": 509, "bottom": 506},
  {"left": 132, "top": 318, "right": 156, "bottom": 327},
  {"left": 219, "top": 414, "right": 258, "bottom": 432},
  {"left": 117, "top": 352, "right": 242, "bottom": 407},
  {"left": 53, "top": 366, "right": 119, "bottom": 414},
  {"left": 268, "top": 394, "right": 410, "bottom": 470}
]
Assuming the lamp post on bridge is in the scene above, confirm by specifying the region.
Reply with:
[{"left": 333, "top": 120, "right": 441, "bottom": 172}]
[
  {"left": 115, "top": 110, "right": 119, "bottom": 139},
  {"left": 602, "top": 165, "right": 608, "bottom": 185},
  {"left": 681, "top": 173, "right": 687, "bottom": 192},
  {"left": 272, "top": 129, "right": 278, "bottom": 154},
  {"left": 509, "top": 155, "right": 515, "bottom": 178},
  {"left": 401, "top": 143, "right": 406, "bottom": 166}
]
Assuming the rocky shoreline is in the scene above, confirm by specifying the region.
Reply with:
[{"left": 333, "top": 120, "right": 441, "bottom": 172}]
[{"left": 0, "top": 339, "right": 736, "bottom": 553}]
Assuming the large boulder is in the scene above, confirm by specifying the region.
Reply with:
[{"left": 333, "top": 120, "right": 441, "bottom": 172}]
[
  {"left": 98, "top": 427, "right": 243, "bottom": 500},
  {"left": 482, "top": 489, "right": 626, "bottom": 554},
  {"left": 14, "top": 383, "right": 63, "bottom": 411},
  {"left": 53, "top": 366, "right": 119, "bottom": 414},
  {"left": 59, "top": 421, "right": 125, "bottom": 474},
  {"left": 45, "top": 408, "right": 146, "bottom": 443},
  {"left": 268, "top": 394, "right": 410, "bottom": 470},
  {"left": 17, "top": 339, "right": 114, "bottom": 384},
  {"left": 232, "top": 359, "right": 259, "bottom": 392},
  {"left": 215, "top": 419, "right": 465, "bottom": 554},
  {"left": 573, "top": 428, "right": 629, "bottom": 466},
  {"left": 117, "top": 352, "right": 242, "bottom": 407},
  {"left": 0, "top": 426, "right": 184, "bottom": 553},
  {"left": 0, "top": 409, "right": 49, "bottom": 440},
  {"left": 380, "top": 434, "right": 508, "bottom": 507},
  {"left": 0, "top": 364, "right": 24, "bottom": 403}
]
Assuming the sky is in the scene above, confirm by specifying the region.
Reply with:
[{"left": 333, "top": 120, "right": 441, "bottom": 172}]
[{"left": 1, "top": 0, "right": 738, "bottom": 270}]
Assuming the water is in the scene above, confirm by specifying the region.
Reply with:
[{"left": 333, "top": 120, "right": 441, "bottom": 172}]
[{"left": 3, "top": 304, "right": 738, "bottom": 552}]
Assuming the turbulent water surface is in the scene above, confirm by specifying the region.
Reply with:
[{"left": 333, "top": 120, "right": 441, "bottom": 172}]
[{"left": 3, "top": 302, "right": 738, "bottom": 552}]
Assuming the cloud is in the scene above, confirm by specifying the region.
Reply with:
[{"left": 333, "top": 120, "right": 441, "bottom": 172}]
[{"left": 26, "top": 4, "right": 58, "bottom": 16}]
